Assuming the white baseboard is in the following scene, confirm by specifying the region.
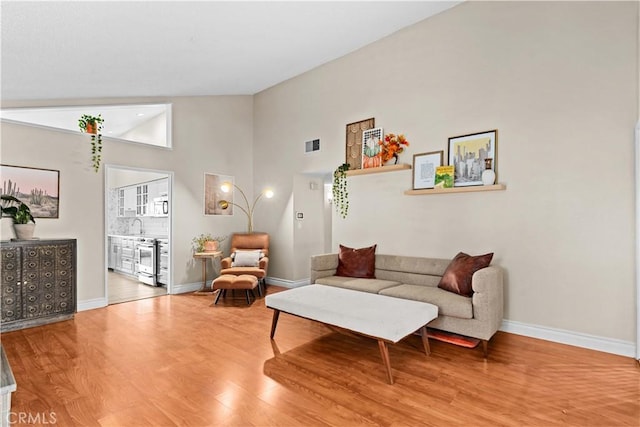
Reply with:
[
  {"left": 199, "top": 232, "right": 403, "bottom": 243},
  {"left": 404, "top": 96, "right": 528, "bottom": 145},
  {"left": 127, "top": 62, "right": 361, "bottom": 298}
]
[
  {"left": 501, "top": 319, "right": 636, "bottom": 358},
  {"left": 77, "top": 297, "right": 107, "bottom": 312},
  {"left": 266, "top": 276, "right": 309, "bottom": 289},
  {"left": 171, "top": 282, "right": 202, "bottom": 294}
]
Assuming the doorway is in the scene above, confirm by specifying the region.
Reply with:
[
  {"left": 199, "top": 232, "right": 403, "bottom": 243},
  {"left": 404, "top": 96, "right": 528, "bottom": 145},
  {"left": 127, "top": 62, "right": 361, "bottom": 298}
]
[{"left": 104, "top": 165, "right": 172, "bottom": 304}]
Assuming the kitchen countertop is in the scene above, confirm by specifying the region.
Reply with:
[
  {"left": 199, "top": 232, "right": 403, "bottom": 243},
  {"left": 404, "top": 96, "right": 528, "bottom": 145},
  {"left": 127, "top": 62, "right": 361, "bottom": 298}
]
[{"left": 108, "top": 234, "right": 168, "bottom": 240}]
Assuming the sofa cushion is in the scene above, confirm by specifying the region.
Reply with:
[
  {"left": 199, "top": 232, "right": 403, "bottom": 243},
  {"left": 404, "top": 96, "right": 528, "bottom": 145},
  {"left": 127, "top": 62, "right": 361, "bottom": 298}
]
[
  {"left": 379, "top": 284, "right": 473, "bottom": 319},
  {"left": 314, "top": 276, "right": 400, "bottom": 294},
  {"left": 336, "top": 244, "right": 376, "bottom": 278},
  {"left": 437, "top": 252, "right": 493, "bottom": 297},
  {"left": 375, "top": 255, "right": 451, "bottom": 276}
]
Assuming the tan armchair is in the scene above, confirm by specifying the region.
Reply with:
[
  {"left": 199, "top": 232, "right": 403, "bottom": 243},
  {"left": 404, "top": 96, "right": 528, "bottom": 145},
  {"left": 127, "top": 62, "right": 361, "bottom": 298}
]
[{"left": 220, "top": 233, "right": 269, "bottom": 295}]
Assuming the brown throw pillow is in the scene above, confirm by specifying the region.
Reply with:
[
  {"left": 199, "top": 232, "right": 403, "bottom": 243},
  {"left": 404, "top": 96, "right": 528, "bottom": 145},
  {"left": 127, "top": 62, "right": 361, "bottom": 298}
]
[
  {"left": 336, "top": 244, "right": 376, "bottom": 278},
  {"left": 438, "top": 252, "right": 493, "bottom": 297}
]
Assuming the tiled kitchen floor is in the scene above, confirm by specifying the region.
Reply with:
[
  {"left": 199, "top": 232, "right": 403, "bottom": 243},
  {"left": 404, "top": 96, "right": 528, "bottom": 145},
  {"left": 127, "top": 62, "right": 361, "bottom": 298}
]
[{"left": 107, "top": 271, "right": 167, "bottom": 304}]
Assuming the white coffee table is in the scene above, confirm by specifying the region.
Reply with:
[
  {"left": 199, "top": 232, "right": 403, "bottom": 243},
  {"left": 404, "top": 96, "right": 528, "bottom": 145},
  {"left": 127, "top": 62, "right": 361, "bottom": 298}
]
[{"left": 265, "top": 284, "right": 438, "bottom": 384}]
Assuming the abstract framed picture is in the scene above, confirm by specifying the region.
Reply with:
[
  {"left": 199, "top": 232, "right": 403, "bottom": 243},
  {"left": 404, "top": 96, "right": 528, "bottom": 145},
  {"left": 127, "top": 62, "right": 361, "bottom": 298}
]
[
  {"left": 448, "top": 130, "right": 497, "bottom": 187},
  {"left": 0, "top": 164, "right": 60, "bottom": 218},
  {"left": 361, "top": 127, "right": 383, "bottom": 169},
  {"left": 204, "top": 173, "right": 233, "bottom": 216},
  {"left": 412, "top": 151, "right": 443, "bottom": 190},
  {"left": 345, "top": 117, "right": 375, "bottom": 170}
]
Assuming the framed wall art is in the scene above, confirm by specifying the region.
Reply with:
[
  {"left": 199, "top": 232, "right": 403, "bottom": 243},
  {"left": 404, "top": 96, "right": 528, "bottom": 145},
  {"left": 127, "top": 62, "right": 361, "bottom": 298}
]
[
  {"left": 0, "top": 164, "right": 60, "bottom": 218},
  {"left": 362, "top": 127, "right": 383, "bottom": 169},
  {"left": 204, "top": 173, "right": 233, "bottom": 216},
  {"left": 412, "top": 151, "right": 443, "bottom": 190},
  {"left": 345, "top": 117, "right": 375, "bottom": 170},
  {"left": 448, "top": 130, "right": 497, "bottom": 187}
]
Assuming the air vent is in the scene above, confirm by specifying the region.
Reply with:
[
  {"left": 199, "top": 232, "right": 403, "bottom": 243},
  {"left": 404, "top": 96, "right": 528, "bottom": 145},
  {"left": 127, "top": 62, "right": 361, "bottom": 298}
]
[{"left": 305, "top": 139, "right": 320, "bottom": 153}]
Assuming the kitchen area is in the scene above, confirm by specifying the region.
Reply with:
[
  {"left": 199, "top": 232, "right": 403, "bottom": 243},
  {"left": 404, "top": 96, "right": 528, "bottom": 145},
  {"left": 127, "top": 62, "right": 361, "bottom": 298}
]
[{"left": 106, "top": 167, "right": 171, "bottom": 304}]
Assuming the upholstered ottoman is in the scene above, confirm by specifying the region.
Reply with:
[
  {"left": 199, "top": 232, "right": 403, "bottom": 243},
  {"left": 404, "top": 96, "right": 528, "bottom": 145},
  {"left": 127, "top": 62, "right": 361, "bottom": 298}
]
[{"left": 212, "top": 274, "right": 259, "bottom": 305}]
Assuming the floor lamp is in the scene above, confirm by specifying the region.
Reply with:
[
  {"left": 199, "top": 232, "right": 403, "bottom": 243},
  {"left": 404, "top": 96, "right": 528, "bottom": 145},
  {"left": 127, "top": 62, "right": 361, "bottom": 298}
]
[{"left": 218, "top": 182, "right": 274, "bottom": 233}]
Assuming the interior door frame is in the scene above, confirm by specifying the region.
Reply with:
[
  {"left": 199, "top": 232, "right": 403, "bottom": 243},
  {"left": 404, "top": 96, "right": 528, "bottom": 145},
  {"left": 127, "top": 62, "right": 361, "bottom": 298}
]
[
  {"left": 635, "top": 120, "right": 640, "bottom": 361},
  {"left": 104, "top": 164, "right": 174, "bottom": 300}
]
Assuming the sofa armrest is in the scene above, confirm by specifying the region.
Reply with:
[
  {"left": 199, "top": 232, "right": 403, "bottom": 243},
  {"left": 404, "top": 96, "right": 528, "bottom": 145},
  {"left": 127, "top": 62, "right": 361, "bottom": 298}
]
[
  {"left": 259, "top": 256, "right": 269, "bottom": 271},
  {"left": 310, "top": 253, "right": 339, "bottom": 284},
  {"left": 471, "top": 266, "right": 504, "bottom": 332},
  {"left": 221, "top": 257, "right": 232, "bottom": 269}
]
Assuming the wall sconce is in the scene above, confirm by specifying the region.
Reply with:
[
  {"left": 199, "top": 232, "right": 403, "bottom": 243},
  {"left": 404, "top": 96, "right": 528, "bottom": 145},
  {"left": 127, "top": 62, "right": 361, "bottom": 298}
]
[{"left": 218, "top": 182, "right": 274, "bottom": 233}]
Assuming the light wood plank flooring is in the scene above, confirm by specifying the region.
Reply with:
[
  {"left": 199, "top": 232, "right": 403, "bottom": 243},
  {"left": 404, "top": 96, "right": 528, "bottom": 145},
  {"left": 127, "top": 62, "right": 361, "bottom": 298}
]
[
  {"left": 107, "top": 271, "right": 166, "bottom": 305},
  {"left": 2, "top": 286, "right": 638, "bottom": 426}
]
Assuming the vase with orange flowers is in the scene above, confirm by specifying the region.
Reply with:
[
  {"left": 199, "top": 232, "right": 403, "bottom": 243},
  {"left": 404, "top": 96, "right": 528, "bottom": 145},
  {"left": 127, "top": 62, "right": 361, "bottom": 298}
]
[{"left": 379, "top": 133, "right": 410, "bottom": 165}]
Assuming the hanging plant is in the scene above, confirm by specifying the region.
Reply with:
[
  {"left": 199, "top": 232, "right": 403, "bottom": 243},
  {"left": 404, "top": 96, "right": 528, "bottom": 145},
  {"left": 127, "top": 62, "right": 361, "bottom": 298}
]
[
  {"left": 332, "top": 163, "right": 350, "bottom": 219},
  {"left": 78, "top": 114, "right": 105, "bottom": 173}
]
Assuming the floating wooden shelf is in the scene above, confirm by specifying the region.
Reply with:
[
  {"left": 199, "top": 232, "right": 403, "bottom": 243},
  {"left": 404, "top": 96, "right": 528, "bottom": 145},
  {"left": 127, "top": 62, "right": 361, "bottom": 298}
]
[
  {"left": 404, "top": 184, "right": 506, "bottom": 195},
  {"left": 345, "top": 163, "right": 411, "bottom": 176}
]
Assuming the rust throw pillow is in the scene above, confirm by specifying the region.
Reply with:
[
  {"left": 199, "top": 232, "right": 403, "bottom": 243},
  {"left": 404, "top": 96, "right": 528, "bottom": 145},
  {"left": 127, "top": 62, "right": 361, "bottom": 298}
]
[
  {"left": 336, "top": 244, "right": 376, "bottom": 279},
  {"left": 437, "top": 252, "right": 493, "bottom": 297}
]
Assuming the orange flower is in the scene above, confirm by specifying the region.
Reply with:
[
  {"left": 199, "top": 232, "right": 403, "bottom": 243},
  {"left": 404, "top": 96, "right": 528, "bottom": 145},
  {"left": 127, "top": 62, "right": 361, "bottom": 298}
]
[{"left": 380, "top": 133, "right": 410, "bottom": 163}]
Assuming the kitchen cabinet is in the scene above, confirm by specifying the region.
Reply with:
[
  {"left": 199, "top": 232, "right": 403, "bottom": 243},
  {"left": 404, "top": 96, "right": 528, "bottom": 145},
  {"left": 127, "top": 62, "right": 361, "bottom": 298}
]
[
  {"left": 156, "top": 239, "right": 169, "bottom": 286},
  {"left": 118, "top": 186, "right": 137, "bottom": 217},
  {"left": 136, "top": 184, "right": 148, "bottom": 216},
  {"left": 146, "top": 178, "right": 169, "bottom": 217},
  {"left": 116, "top": 178, "right": 168, "bottom": 218},
  {"left": 116, "top": 237, "right": 136, "bottom": 276},
  {"left": 0, "top": 239, "right": 77, "bottom": 332}
]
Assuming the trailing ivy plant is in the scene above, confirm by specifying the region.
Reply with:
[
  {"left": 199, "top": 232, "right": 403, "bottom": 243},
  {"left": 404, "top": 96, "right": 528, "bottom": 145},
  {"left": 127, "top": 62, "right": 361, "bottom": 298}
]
[
  {"left": 332, "top": 163, "right": 350, "bottom": 219},
  {"left": 78, "top": 114, "right": 105, "bottom": 172}
]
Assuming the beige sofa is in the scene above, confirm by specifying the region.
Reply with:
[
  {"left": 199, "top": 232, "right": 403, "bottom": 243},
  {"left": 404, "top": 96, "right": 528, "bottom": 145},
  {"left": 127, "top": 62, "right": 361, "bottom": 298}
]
[{"left": 310, "top": 253, "right": 504, "bottom": 356}]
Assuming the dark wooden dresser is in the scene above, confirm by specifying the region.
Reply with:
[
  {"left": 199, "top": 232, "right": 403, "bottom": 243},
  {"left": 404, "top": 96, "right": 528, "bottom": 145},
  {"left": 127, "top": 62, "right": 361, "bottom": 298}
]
[{"left": 0, "top": 239, "right": 77, "bottom": 332}]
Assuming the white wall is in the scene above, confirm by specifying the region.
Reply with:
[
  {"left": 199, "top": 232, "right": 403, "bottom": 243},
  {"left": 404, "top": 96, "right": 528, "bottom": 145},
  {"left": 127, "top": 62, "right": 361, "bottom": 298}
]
[
  {"left": 253, "top": 1, "right": 639, "bottom": 343},
  {"left": 293, "top": 173, "right": 326, "bottom": 281},
  {"left": 1, "top": 95, "right": 254, "bottom": 303}
]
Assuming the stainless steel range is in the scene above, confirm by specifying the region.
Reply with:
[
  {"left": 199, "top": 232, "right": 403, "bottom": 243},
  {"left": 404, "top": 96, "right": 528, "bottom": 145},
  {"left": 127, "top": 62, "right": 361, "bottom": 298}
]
[{"left": 135, "top": 237, "right": 156, "bottom": 286}]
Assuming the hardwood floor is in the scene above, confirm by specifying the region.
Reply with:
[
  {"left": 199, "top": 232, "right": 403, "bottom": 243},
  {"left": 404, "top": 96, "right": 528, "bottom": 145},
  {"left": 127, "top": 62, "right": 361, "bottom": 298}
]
[{"left": 2, "top": 286, "right": 638, "bottom": 426}]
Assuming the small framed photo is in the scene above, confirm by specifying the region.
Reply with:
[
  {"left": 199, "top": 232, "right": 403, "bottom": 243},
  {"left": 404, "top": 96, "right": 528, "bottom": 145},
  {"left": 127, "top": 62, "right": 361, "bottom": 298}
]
[
  {"left": 0, "top": 164, "right": 60, "bottom": 218},
  {"left": 361, "top": 127, "right": 383, "bottom": 169},
  {"left": 448, "top": 130, "right": 497, "bottom": 187},
  {"left": 412, "top": 151, "right": 443, "bottom": 190}
]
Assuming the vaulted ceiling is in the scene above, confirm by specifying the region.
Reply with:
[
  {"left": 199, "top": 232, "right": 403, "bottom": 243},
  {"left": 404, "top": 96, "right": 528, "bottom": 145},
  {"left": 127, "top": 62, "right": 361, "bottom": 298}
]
[{"left": 1, "top": 1, "right": 461, "bottom": 101}]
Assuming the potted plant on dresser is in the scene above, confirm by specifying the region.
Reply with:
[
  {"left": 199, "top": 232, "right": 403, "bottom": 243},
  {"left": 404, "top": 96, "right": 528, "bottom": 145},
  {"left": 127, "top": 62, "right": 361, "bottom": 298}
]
[{"left": 1, "top": 195, "right": 36, "bottom": 240}]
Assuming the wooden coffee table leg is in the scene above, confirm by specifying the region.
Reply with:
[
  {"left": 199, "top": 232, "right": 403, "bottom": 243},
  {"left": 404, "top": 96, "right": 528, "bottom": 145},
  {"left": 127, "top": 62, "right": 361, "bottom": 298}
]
[
  {"left": 270, "top": 310, "right": 280, "bottom": 339},
  {"left": 377, "top": 340, "right": 394, "bottom": 384},
  {"left": 420, "top": 326, "right": 430, "bottom": 356}
]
